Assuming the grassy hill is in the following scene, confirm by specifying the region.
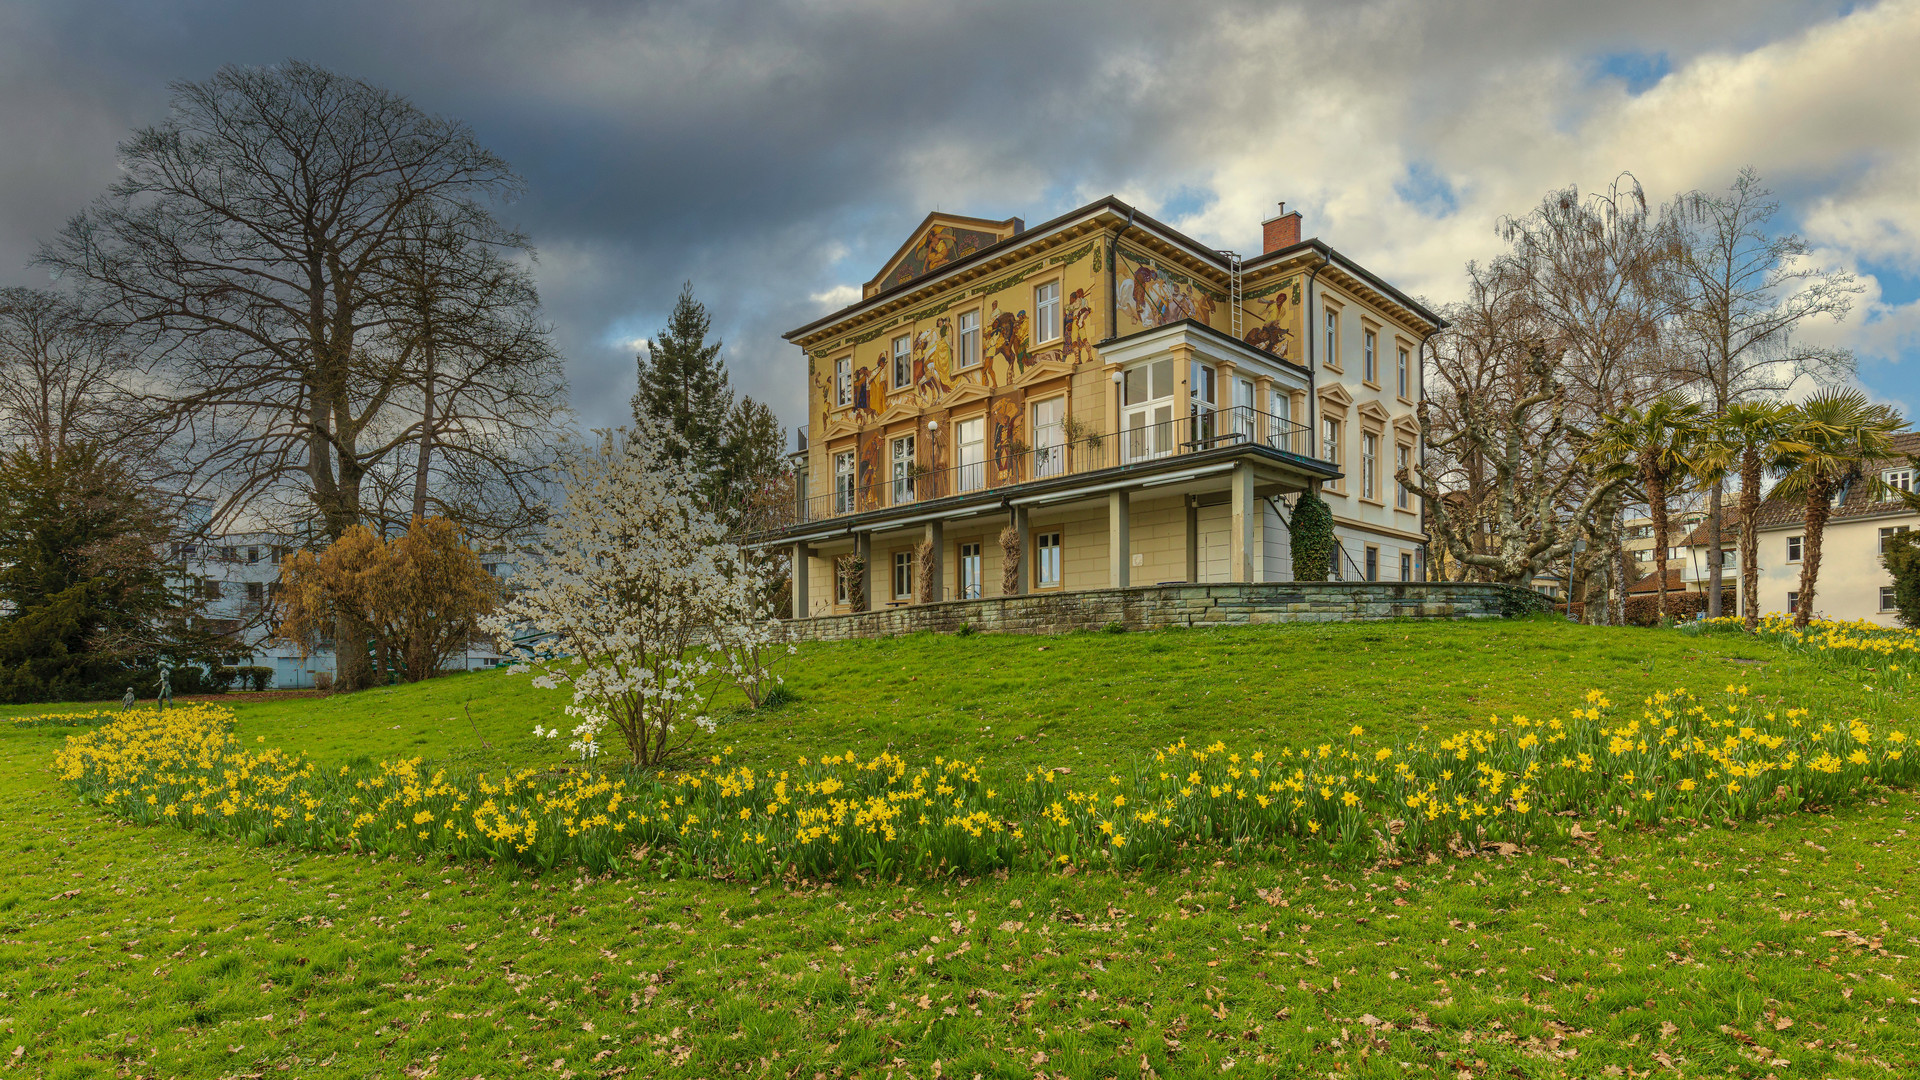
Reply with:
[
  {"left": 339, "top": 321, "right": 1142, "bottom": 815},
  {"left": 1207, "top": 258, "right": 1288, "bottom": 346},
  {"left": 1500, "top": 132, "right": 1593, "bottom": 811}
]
[{"left": 6, "top": 618, "right": 1918, "bottom": 1077}]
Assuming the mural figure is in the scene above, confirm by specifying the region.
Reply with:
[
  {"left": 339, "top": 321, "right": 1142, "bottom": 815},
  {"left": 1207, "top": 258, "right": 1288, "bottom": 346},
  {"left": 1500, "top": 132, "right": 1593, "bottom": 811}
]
[
  {"left": 851, "top": 355, "right": 890, "bottom": 425},
  {"left": 1117, "top": 252, "right": 1217, "bottom": 330},
  {"left": 914, "top": 318, "right": 954, "bottom": 404},
  {"left": 876, "top": 224, "right": 1002, "bottom": 292},
  {"left": 1062, "top": 286, "right": 1097, "bottom": 366},
  {"left": 989, "top": 396, "right": 1025, "bottom": 485},
  {"left": 856, "top": 429, "right": 883, "bottom": 509},
  {"left": 1242, "top": 288, "right": 1294, "bottom": 358},
  {"left": 984, "top": 301, "right": 1031, "bottom": 384}
]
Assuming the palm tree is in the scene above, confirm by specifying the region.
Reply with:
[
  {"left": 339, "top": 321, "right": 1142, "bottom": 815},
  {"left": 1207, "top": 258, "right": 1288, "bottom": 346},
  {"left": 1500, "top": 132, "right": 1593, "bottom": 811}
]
[
  {"left": 1772, "top": 389, "right": 1906, "bottom": 629},
  {"left": 1590, "top": 395, "right": 1706, "bottom": 623},
  {"left": 1694, "top": 402, "right": 1803, "bottom": 631}
]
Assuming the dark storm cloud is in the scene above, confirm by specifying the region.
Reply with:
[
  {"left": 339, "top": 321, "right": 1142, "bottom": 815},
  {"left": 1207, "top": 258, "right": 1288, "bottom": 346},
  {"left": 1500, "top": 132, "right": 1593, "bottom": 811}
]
[{"left": 0, "top": 0, "right": 1896, "bottom": 435}]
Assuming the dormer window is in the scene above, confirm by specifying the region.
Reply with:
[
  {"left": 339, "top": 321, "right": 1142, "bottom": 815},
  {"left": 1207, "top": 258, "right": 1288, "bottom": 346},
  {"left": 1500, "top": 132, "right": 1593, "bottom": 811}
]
[{"left": 1886, "top": 467, "right": 1914, "bottom": 494}]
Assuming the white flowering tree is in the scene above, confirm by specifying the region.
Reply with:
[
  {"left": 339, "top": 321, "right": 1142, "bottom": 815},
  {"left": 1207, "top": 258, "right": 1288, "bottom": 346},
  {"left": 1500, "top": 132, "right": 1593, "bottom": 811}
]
[{"left": 490, "top": 419, "right": 781, "bottom": 766}]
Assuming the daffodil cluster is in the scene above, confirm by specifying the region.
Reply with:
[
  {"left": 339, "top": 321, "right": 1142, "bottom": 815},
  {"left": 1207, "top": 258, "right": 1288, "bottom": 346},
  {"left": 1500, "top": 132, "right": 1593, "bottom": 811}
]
[{"left": 51, "top": 683, "right": 1916, "bottom": 880}]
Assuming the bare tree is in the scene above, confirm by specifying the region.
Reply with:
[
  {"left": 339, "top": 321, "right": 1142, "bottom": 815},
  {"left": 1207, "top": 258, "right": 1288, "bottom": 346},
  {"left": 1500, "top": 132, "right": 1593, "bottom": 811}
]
[
  {"left": 1666, "top": 168, "right": 1861, "bottom": 616},
  {"left": 38, "top": 62, "right": 555, "bottom": 690},
  {"left": 0, "top": 288, "right": 150, "bottom": 462}
]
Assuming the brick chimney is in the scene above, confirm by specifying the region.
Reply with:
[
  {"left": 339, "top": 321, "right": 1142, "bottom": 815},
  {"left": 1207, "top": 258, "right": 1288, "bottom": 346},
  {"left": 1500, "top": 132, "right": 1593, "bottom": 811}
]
[{"left": 1261, "top": 202, "right": 1302, "bottom": 253}]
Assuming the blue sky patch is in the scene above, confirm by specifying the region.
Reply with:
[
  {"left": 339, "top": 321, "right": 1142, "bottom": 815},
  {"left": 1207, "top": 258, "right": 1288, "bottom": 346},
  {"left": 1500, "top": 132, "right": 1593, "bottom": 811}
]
[
  {"left": 1595, "top": 50, "right": 1671, "bottom": 95},
  {"left": 1395, "top": 162, "right": 1459, "bottom": 218}
]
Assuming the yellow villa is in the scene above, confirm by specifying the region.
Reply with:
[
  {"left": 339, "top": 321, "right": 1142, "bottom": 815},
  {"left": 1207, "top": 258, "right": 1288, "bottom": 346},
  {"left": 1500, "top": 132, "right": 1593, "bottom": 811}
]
[{"left": 760, "top": 197, "right": 1442, "bottom": 617}]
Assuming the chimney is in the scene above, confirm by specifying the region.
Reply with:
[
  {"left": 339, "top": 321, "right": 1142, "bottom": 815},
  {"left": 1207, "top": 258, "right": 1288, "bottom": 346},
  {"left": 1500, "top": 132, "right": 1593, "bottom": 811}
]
[{"left": 1261, "top": 202, "right": 1302, "bottom": 253}]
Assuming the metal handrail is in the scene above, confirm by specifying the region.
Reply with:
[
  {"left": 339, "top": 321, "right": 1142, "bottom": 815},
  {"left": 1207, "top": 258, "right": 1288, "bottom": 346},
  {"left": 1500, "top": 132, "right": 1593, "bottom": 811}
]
[{"left": 743, "top": 406, "right": 1316, "bottom": 537}]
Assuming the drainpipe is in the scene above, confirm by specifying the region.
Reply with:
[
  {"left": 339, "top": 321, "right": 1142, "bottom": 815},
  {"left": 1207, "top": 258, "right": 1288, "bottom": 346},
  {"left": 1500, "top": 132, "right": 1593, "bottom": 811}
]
[
  {"left": 1415, "top": 325, "right": 1440, "bottom": 582},
  {"left": 1303, "top": 252, "right": 1329, "bottom": 457},
  {"left": 1105, "top": 205, "right": 1137, "bottom": 345}
]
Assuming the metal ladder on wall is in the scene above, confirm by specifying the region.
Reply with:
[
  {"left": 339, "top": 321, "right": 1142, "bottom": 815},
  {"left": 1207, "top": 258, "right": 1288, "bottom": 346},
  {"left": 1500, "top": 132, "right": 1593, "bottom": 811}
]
[{"left": 1218, "top": 250, "right": 1243, "bottom": 340}]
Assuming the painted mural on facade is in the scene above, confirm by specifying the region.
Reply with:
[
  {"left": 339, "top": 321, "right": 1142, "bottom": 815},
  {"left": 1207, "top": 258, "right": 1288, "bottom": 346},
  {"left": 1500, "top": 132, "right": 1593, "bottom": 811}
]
[
  {"left": 1114, "top": 248, "right": 1218, "bottom": 333},
  {"left": 876, "top": 224, "right": 1002, "bottom": 292},
  {"left": 913, "top": 318, "right": 953, "bottom": 404},
  {"left": 988, "top": 395, "right": 1024, "bottom": 485},
  {"left": 983, "top": 301, "right": 1031, "bottom": 386},
  {"left": 1240, "top": 277, "right": 1300, "bottom": 359},
  {"left": 856, "top": 428, "right": 883, "bottom": 509}
]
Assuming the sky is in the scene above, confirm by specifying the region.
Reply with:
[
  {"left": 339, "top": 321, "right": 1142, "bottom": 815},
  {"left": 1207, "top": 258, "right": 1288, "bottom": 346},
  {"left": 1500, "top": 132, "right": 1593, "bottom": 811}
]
[{"left": 1, "top": 0, "right": 1915, "bottom": 442}]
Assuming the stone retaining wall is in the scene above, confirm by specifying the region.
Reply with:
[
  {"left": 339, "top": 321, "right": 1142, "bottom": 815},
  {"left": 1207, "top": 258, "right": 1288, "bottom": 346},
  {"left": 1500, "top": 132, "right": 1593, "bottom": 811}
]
[{"left": 785, "top": 581, "right": 1551, "bottom": 641}]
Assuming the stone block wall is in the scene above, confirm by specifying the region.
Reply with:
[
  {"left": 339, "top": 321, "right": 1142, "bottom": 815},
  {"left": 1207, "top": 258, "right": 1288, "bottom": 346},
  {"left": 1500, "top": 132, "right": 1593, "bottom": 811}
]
[{"left": 784, "top": 581, "right": 1552, "bottom": 642}]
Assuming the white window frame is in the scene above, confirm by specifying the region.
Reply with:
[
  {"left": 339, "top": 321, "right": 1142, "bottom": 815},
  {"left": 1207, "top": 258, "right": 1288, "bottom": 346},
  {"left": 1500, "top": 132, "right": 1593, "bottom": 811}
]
[
  {"left": 1031, "top": 396, "right": 1065, "bottom": 479},
  {"left": 1880, "top": 525, "right": 1911, "bottom": 554},
  {"left": 1323, "top": 306, "right": 1339, "bottom": 369},
  {"left": 958, "top": 541, "right": 982, "bottom": 600},
  {"left": 1362, "top": 329, "right": 1377, "bottom": 385},
  {"left": 1396, "top": 346, "right": 1410, "bottom": 399},
  {"left": 1787, "top": 535, "right": 1803, "bottom": 562},
  {"left": 1884, "top": 467, "right": 1914, "bottom": 493},
  {"left": 890, "top": 434, "right": 916, "bottom": 504},
  {"left": 956, "top": 416, "right": 985, "bottom": 492},
  {"left": 892, "top": 334, "right": 912, "bottom": 390},
  {"left": 833, "top": 450, "right": 856, "bottom": 514},
  {"left": 1787, "top": 590, "right": 1799, "bottom": 614},
  {"left": 1395, "top": 444, "right": 1411, "bottom": 509},
  {"left": 1122, "top": 358, "right": 1176, "bottom": 462},
  {"left": 956, "top": 310, "right": 981, "bottom": 369},
  {"left": 1269, "top": 388, "right": 1293, "bottom": 452},
  {"left": 1882, "top": 586, "right": 1898, "bottom": 612},
  {"left": 1035, "top": 532, "right": 1062, "bottom": 588},
  {"left": 1322, "top": 418, "right": 1341, "bottom": 466},
  {"left": 1399, "top": 552, "right": 1412, "bottom": 581},
  {"left": 893, "top": 551, "right": 913, "bottom": 601},
  {"left": 1362, "top": 432, "right": 1378, "bottom": 501},
  {"left": 1034, "top": 280, "right": 1061, "bottom": 344},
  {"left": 834, "top": 357, "right": 853, "bottom": 407},
  {"left": 1189, "top": 361, "right": 1218, "bottom": 444}
]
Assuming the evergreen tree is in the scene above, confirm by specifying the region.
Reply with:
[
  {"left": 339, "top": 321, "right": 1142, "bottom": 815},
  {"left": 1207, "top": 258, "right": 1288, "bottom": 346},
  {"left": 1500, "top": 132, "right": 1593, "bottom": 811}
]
[
  {"left": 1290, "top": 486, "right": 1335, "bottom": 582},
  {"left": 633, "top": 283, "right": 735, "bottom": 477},
  {"left": 0, "top": 444, "right": 210, "bottom": 701},
  {"left": 1886, "top": 530, "right": 1920, "bottom": 630}
]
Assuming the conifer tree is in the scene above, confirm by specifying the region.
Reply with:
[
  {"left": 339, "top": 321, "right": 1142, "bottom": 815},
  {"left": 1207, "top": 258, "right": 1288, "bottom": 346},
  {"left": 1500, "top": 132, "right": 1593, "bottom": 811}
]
[{"left": 633, "top": 283, "right": 735, "bottom": 478}]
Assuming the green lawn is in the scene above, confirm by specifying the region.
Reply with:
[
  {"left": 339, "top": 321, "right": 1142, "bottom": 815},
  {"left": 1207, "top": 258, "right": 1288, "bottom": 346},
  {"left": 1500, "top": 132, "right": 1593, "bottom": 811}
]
[{"left": 6, "top": 618, "right": 1918, "bottom": 1078}]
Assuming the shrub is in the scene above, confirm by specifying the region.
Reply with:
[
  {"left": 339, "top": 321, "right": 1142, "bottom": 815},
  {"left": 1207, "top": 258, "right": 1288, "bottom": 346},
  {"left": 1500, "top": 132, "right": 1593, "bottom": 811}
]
[
  {"left": 234, "top": 666, "right": 274, "bottom": 692},
  {"left": 1884, "top": 530, "right": 1920, "bottom": 629},
  {"left": 312, "top": 671, "right": 334, "bottom": 693},
  {"left": 1622, "top": 589, "right": 1733, "bottom": 627},
  {"left": 1100, "top": 621, "right": 1127, "bottom": 634},
  {"left": 1289, "top": 487, "right": 1334, "bottom": 582}
]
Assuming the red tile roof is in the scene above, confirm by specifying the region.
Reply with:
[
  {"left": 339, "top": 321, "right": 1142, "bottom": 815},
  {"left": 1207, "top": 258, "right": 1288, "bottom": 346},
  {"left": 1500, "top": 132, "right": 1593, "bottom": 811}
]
[
  {"left": 1745, "top": 431, "right": 1920, "bottom": 531},
  {"left": 1626, "top": 568, "right": 1687, "bottom": 594}
]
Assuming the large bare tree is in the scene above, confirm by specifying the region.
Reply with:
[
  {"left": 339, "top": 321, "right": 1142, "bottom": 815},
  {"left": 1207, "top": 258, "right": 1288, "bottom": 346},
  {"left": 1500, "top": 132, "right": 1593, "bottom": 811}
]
[
  {"left": 1665, "top": 168, "right": 1860, "bottom": 616},
  {"left": 0, "top": 288, "right": 150, "bottom": 463},
  {"left": 38, "top": 62, "right": 559, "bottom": 689}
]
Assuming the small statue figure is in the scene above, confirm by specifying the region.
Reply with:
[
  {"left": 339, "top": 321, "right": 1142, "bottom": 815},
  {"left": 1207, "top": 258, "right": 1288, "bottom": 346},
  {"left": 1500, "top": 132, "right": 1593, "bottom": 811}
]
[
  {"left": 157, "top": 665, "right": 173, "bottom": 711},
  {"left": 121, "top": 686, "right": 135, "bottom": 711}
]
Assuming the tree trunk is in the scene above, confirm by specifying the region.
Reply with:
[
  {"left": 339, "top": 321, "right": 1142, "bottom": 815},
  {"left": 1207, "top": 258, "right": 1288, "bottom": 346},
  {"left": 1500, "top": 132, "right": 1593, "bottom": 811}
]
[
  {"left": 1648, "top": 464, "right": 1670, "bottom": 623},
  {"left": 1795, "top": 479, "right": 1832, "bottom": 630},
  {"left": 1739, "top": 450, "right": 1762, "bottom": 632},
  {"left": 1611, "top": 514, "right": 1629, "bottom": 626},
  {"left": 1707, "top": 479, "right": 1724, "bottom": 618},
  {"left": 412, "top": 335, "right": 436, "bottom": 522},
  {"left": 334, "top": 609, "right": 375, "bottom": 691}
]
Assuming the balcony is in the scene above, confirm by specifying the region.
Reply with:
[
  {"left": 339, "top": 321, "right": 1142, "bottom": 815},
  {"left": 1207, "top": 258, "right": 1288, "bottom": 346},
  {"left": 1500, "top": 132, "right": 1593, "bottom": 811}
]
[{"left": 745, "top": 405, "right": 1322, "bottom": 539}]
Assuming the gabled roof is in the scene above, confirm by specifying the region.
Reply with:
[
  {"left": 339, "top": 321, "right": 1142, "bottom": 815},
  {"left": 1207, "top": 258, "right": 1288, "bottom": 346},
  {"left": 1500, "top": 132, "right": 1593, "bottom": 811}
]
[
  {"left": 1748, "top": 431, "right": 1920, "bottom": 531},
  {"left": 864, "top": 212, "right": 1024, "bottom": 298},
  {"left": 1627, "top": 568, "right": 1686, "bottom": 594}
]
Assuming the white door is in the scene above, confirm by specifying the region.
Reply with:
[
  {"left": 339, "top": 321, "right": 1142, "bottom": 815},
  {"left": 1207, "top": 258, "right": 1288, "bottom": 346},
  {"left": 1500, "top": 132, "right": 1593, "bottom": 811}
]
[
  {"left": 1031, "top": 397, "right": 1065, "bottom": 478},
  {"left": 1122, "top": 358, "right": 1175, "bottom": 462},
  {"left": 956, "top": 418, "right": 985, "bottom": 491}
]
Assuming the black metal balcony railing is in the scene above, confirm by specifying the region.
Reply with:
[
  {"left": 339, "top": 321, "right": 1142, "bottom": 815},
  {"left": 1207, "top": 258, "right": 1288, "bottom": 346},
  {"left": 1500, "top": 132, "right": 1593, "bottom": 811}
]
[{"left": 746, "top": 406, "right": 1314, "bottom": 537}]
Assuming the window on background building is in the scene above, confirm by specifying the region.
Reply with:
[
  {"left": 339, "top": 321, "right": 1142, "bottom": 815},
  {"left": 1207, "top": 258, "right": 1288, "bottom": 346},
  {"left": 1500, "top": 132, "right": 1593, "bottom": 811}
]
[
  {"left": 1885, "top": 467, "right": 1914, "bottom": 493},
  {"left": 833, "top": 450, "right": 856, "bottom": 513},
  {"left": 956, "top": 417, "right": 985, "bottom": 491},
  {"left": 893, "top": 552, "right": 912, "bottom": 601},
  {"left": 1322, "top": 418, "right": 1341, "bottom": 465},
  {"left": 1395, "top": 445, "right": 1411, "bottom": 509},
  {"left": 1362, "top": 433, "right": 1378, "bottom": 500},
  {"left": 1365, "top": 546, "right": 1379, "bottom": 581},
  {"left": 1880, "top": 525, "right": 1911, "bottom": 554},
  {"left": 957, "top": 310, "right": 981, "bottom": 368},
  {"left": 1323, "top": 308, "right": 1339, "bottom": 367},
  {"left": 1787, "top": 535, "right": 1803, "bottom": 562},
  {"left": 1396, "top": 346, "right": 1410, "bottom": 398},
  {"left": 1787, "top": 591, "right": 1799, "bottom": 613},
  {"left": 1363, "top": 330, "right": 1377, "bottom": 384},
  {"left": 892, "top": 334, "right": 912, "bottom": 390},
  {"left": 1034, "top": 281, "right": 1061, "bottom": 342},
  {"left": 247, "top": 546, "right": 260, "bottom": 563},
  {"left": 1400, "top": 552, "right": 1412, "bottom": 581},
  {"left": 890, "top": 435, "right": 915, "bottom": 504},
  {"left": 246, "top": 582, "right": 264, "bottom": 603},
  {"left": 1035, "top": 532, "right": 1062, "bottom": 587},
  {"left": 835, "top": 357, "right": 852, "bottom": 406},
  {"left": 1883, "top": 586, "right": 1898, "bottom": 612}
]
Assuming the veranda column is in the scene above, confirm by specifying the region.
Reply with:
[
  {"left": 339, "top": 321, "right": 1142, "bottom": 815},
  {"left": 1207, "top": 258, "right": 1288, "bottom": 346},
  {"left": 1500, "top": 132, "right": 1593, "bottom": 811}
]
[
  {"left": 1185, "top": 495, "right": 1199, "bottom": 583},
  {"left": 790, "top": 542, "right": 809, "bottom": 617},
  {"left": 856, "top": 532, "right": 875, "bottom": 612},
  {"left": 1108, "top": 490, "right": 1131, "bottom": 588},
  {"left": 1229, "top": 460, "right": 1255, "bottom": 582}
]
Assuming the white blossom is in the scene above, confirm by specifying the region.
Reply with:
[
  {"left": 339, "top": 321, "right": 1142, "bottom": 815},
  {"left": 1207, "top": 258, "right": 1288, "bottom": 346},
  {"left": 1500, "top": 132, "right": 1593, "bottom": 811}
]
[{"left": 485, "top": 418, "right": 782, "bottom": 767}]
